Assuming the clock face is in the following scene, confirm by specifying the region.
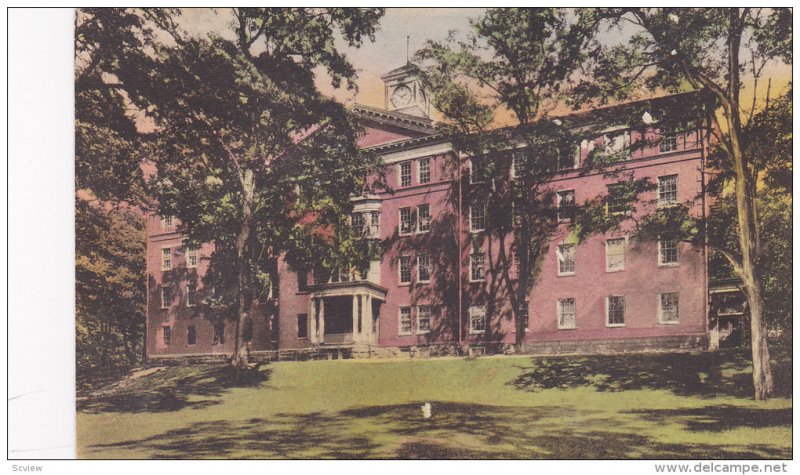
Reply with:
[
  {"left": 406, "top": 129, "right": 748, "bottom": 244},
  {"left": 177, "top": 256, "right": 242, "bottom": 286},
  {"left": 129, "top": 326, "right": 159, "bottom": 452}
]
[{"left": 391, "top": 85, "right": 413, "bottom": 107}]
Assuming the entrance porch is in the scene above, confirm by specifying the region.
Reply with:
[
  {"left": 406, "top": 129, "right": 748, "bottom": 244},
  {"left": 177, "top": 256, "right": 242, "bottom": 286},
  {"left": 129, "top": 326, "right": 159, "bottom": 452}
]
[{"left": 307, "top": 281, "right": 386, "bottom": 347}]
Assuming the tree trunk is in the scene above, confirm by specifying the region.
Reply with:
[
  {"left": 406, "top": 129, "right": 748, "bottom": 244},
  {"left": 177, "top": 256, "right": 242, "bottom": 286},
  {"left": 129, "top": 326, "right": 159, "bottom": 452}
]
[
  {"left": 514, "top": 206, "right": 529, "bottom": 350},
  {"left": 729, "top": 114, "right": 774, "bottom": 399},
  {"left": 230, "top": 169, "right": 255, "bottom": 371}
]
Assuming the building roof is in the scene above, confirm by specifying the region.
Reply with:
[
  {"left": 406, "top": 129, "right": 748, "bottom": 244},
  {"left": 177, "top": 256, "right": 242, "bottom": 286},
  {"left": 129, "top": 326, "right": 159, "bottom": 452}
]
[
  {"left": 357, "top": 90, "right": 712, "bottom": 155},
  {"left": 352, "top": 104, "right": 439, "bottom": 135}
]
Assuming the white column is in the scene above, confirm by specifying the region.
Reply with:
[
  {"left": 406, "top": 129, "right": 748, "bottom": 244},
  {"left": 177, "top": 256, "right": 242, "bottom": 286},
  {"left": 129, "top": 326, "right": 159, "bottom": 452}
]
[
  {"left": 318, "top": 298, "right": 325, "bottom": 343},
  {"left": 352, "top": 295, "right": 359, "bottom": 343},
  {"left": 365, "top": 295, "right": 373, "bottom": 344},
  {"left": 309, "top": 298, "right": 317, "bottom": 344}
]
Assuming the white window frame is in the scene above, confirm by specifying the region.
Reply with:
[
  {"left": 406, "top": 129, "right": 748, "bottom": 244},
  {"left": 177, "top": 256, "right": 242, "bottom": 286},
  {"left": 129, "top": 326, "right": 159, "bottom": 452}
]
[
  {"left": 606, "top": 295, "right": 626, "bottom": 327},
  {"left": 603, "top": 130, "right": 631, "bottom": 161},
  {"left": 160, "top": 286, "right": 172, "bottom": 309},
  {"left": 186, "top": 247, "right": 198, "bottom": 268},
  {"left": 659, "top": 125, "right": 678, "bottom": 153},
  {"left": 606, "top": 183, "right": 627, "bottom": 215},
  {"left": 417, "top": 254, "right": 431, "bottom": 283},
  {"left": 469, "top": 305, "right": 487, "bottom": 334},
  {"left": 657, "top": 174, "right": 679, "bottom": 207},
  {"left": 399, "top": 207, "right": 413, "bottom": 236},
  {"left": 398, "top": 306, "right": 413, "bottom": 335},
  {"left": 469, "top": 157, "right": 484, "bottom": 184},
  {"left": 161, "top": 247, "right": 172, "bottom": 271},
  {"left": 557, "top": 298, "right": 577, "bottom": 330},
  {"left": 368, "top": 211, "right": 381, "bottom": 238},
  {"left": 161, "top": 215, "right": 174, "bottom": 231},
  {"left": 186, "top": 325, "right": 196, "bottom": 346},
  {"left": 418, "top": 157, "right": 431, "bottom": 184},
  {"left": 162, "top": 325, "right": 171, "bottom": 345},
  {"left": 510, "top": 152, "right": 524, "bottom": 180},
  {"left": 605, "top": 238, "right": 626, "bottom": 273},
  {"left": 416, "top": 204, "right": 431, "bottom": 234},
  {"left": 469, "top": 203, "right": 486, "bottom": 232},
  {"left": 658, "top": 292, "right": 680, "bottom": 324},
  {"left": 470, "top": 251, "right": 485, "bottom": 282},
  {"left": 557, "top": 190, "right": 576, "bottom": 221},
  {"left": 658, "top": 239, "right": 679, "bottom": 266},
  {"left": 186, "top": 283, "right": 196, "bottom": 307},
  {"left": 417, "top": 305, "right": 431, "bottom": 334},
  {"left": 351, "top": 212, "right": 366, "bottom": 237},
  {"left": 398, "top": 255, "right": 412, "bottom": 285},
  {"left": 399, "top": 161, "right": 412, "bottom": 187},
  {"left": 557, "top": 243, "right": 576, "bottom": 276}
]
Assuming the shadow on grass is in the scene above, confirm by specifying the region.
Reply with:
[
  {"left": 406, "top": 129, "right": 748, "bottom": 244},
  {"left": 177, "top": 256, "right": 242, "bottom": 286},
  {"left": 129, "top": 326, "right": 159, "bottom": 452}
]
[
  {"left": 628, "top": 405, "right": 792, "bottom": 432},
  {"left": 511, "top": 348, "right": 792, "bottom": 399},
  {"left": 87, "top": 401, "right": 791, "bottom": 459},
  {"left": 78, "top": 364, "right": 271, "bottom": 414}
]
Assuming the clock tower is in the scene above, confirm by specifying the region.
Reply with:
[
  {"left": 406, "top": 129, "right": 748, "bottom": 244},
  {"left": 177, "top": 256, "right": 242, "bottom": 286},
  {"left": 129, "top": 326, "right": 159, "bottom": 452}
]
[{"left": 380, "top": 63, "right": 431, "bottom": 118}]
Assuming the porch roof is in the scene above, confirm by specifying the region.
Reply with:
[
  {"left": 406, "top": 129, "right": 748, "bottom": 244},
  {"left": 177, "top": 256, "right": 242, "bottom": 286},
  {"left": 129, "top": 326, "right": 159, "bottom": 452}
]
[{"left": 308, "top": 280, "right": 388, "bottom": 300}]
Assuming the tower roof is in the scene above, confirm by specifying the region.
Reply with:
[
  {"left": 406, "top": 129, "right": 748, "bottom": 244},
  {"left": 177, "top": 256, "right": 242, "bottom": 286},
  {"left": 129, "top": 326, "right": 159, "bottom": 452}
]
[{"left": 380, "top": 63, "right": 419, "bottom": 81}]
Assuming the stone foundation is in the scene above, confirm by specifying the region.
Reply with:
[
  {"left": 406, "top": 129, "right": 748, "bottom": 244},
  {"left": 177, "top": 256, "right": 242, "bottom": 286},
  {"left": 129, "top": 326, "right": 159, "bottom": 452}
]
[{"left": 147, "top": 334, "right": 709, "bottom": 365}]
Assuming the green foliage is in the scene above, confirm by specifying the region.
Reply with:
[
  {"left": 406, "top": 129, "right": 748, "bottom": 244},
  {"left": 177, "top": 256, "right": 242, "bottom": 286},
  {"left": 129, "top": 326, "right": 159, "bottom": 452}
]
[
  {"left": 413, "top": 9, "right": 619, "bottom": 344},
  {"left": 127, "top": 9, "right": 385, "bottom": 345},
  {"left": 75, "top": 8, "right": 181, "bottom": 203},
  {"left": 76, "top": 200, "right": 146, "bottom": 389}
]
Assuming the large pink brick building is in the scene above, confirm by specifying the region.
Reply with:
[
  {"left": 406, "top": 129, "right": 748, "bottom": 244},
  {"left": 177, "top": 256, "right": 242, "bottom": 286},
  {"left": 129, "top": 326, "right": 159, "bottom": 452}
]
[{"left": 146, "top": 64, "right": 713, "bottom": 361}]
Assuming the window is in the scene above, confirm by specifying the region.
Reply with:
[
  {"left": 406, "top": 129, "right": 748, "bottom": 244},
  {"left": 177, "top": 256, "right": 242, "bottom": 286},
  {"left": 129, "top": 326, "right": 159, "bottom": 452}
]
[
  {"left": 470, "top": 203, "right": 485, "bottom": 232},
  {"left": 297, "top": 314, "right": 308, "bottom": 338},
  {"left": 557, "top": 244, "right": 576, "bottom": 275},
  {"left": 162, "top": 326, "right": 171, "bottom": 345},
  {"left": 417, "top": 305, "right": 431, "bottom": 333},
  {"left": 399, "top": 307, "right": 412, "bottom": 335},
  {"left": 658, "top": 239, "right": 679, "bottom": 265},
  {"left": 557, "top": 190, "right": 576, "bottom": 221},
  {"left": 186, "top": 283, "right": 197, "bottom": 307},
  {"left": 187, "top": 325, "right": 196, "bottom": 345},
  {"left": 511, "top": 152, "right": 524, "bottom": 180},
  {"left": 607, "top": 296, "right": 626, "bottom": 326},
  {"left": 213, "top": 322, "right": 225, "bottom": 345},
  {"left": 399, "top": 162, "right": 412, "bottom": 187},
  {"left": 418, "top": 158, "right": 431, "bottom": 184},
  {"left": 417, "top": 254, "right": 431, "bottom": 283},
  {"left": 557, "top": 298, "right": 576, "bottom": 329},
  {"left": 160, "top": 286, "right": 172, "bottom": 309},
  {"left": 297, "top": 268, "right": 309, "bottom": 291},
  {"left": 658, "top": 174, "right": 678, "bottom": 207},
  {"left": 606, "top": 184, "right": 627, "bottom": 215},
  {"left": 399, "top": 207, "right": 413, "bottom": 235},
  {"left": 603, "top": 131, "right": 631, "bottom": 161},
  {"left": 416, "top": 204, "right": 431, "bottom": 233},
  {"left": 469, "top": 157, "right": 484, "bottom": 184},
  {"left": 369, "top": 211, "right": 380, "bottom": 238},
  {"left": 469, "top": 305, "right": 486, "bottom": 334},
  {"left": 518, "top": 302, "right": 529, "bottom": 331},
  {"left": 659, "top": 292, "right": 679, "bottom": 324},
  {"left": 161, "top": 215, "right": 174, "bottom": 231},
  {"left": 186, "top": 247, "right": 198, "bottom": 268},
  {"left": 161, "top": 247, "right": 172, "bottom": 271},
  {"left": 659, "top": 126, "right": 678, "bottom": 152},
  {"left": 398, "top": 256, "right": 412, "bottom": 284},
  {"left": 351, "top": 212, "right": 365, "bottom": 237},
  {"left": 606, "top": 238, "right": 625, "bottom": 272},
  {"left": 470, "top": 251, "right": 485, "bottom": 282}
]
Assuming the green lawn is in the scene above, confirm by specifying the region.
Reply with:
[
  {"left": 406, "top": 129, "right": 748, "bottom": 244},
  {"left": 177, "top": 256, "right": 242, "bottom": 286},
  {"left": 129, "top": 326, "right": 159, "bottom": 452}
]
[{"left": 76, "top": 348, "right": 792, "bottom": 459}]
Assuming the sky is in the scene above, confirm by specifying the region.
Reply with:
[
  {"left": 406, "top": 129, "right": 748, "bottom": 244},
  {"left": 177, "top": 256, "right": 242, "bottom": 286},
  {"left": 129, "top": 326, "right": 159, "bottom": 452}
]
[
  {"left": 178, "top": 8, "right": 485, "bottom": 110},
  {"left": 172, "top": 8, "right": 791, "bottom": 125}
]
